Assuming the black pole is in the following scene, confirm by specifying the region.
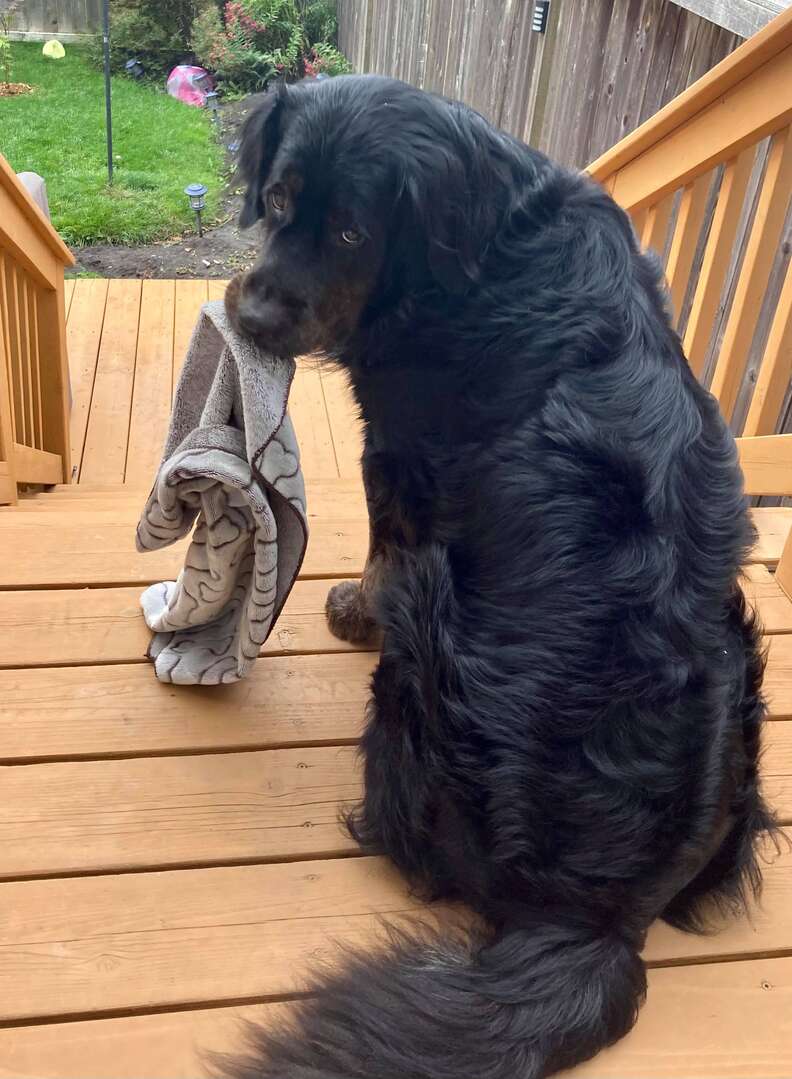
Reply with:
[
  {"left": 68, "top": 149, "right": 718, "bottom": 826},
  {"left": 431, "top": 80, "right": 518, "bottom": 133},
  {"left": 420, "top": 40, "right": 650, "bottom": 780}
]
[{"left": 102, "top": 0, "right": 113, "bottom": 184}]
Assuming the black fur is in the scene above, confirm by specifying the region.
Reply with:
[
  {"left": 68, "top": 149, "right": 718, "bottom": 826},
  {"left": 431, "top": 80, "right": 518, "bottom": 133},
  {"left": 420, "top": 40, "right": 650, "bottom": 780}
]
[{"left": 220, "top": 75, "right": 777, "bottom": 1079}]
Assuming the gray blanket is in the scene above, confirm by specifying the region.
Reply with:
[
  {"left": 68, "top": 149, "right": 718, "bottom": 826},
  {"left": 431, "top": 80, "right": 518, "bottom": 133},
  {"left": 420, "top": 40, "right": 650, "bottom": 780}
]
[{"left": 136, "top": 301, "right": 307, "bottom": 685}]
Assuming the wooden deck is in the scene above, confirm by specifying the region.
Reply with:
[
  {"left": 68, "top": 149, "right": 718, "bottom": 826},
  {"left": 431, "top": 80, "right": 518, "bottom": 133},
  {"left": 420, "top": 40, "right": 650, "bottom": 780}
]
[{"left": 0, "top": 278, "right": 791, "bottom": 1077}]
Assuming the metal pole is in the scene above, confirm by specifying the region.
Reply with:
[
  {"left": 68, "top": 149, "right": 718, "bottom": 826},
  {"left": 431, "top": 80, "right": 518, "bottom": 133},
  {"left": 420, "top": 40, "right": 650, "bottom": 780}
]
[{"left": 102, "top": 0, "right": 113, "bottom": 184}]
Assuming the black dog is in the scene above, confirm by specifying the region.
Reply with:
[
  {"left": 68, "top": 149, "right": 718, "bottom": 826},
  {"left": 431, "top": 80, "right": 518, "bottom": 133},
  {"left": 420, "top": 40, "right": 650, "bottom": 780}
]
[{"left": 223, "top": 74, "right": 776, "bottom": 1078}]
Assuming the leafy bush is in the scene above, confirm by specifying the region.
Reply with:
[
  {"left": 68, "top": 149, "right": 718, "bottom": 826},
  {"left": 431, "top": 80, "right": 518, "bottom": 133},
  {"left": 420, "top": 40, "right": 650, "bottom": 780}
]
[
  {"left": 305, "top": 40, "right": 351, "bottom": 77},
  {"left": 191, "top": 0, "right": 350, "bottom": 93},
  {"left": 88, "top": 0, "right": 212, "bottom": 80}
]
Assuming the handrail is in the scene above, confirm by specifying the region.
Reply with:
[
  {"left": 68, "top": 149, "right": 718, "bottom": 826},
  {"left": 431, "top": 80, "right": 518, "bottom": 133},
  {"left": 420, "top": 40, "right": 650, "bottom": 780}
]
[{"left": 0, "top": 151, "right": 74, "bottom": 503}]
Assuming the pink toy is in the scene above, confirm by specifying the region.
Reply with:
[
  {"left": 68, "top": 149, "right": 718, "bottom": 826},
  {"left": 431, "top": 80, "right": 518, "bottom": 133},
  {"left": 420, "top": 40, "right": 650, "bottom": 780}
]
[{"left": 166, "top": 65, "right": 214, "bottom": 108}]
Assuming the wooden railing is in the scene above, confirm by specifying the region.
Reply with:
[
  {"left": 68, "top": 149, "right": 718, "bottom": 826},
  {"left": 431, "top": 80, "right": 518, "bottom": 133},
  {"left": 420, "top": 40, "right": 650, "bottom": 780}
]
[
  {"left": 0, "top": 153, "right": 74, "bottom": 505},
  {"left": 589, "top": 6, "right": 792, "bottom": 437}
]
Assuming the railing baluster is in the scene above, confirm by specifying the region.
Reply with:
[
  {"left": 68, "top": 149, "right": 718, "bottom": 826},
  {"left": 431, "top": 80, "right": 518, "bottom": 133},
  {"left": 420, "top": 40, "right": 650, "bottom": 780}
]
[
  {"left": 640, "top": 194, "right": 675, "bottom": 258},
  {"left": 665, "top": 172, "right": 712, "bottom": 327},
  {"left": 27, "top": 279, "right": 43, "bottom": 449},
  {"left": 0, "top": 254, "right": 16, "bottom": 444},
  {"left": 743, "top": 259, "right": 792, "bottom": 437},
  {"left": 683, "top": 148, "right": 754, "bottom": 378},
  {"left": 710, "top": 127, "right": 792, "bottom": 422}
]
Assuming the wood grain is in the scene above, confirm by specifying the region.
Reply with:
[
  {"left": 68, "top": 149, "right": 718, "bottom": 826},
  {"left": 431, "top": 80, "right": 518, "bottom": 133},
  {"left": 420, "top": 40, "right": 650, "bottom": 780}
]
[
  {"left": 124, "top": 280, "right": 175, "bottom": 487},
  {"left": 5, "top": 954, "right": 792, "bottom": 1079},
  {"left": 80, "top": 280, "right": 142, "bottom": 484},
  {"left": 288, "top": 361, "right": 339, "bottom": 479},
  {"left": 0, "top": 745, "right": 359, "bottom": 876},
  {"left": 0, "top": 578, "right": 374, "bottom": 669},
  {"left": 710, "top": 128, "right": 792, "bottom": 421},
  {"left": 319, "top": 365, "right": 363, "bottom": 479},
  {"left": 1, "top": 841, "right": 790, "bottom": 1022},
  {"left": 0, "top": 856, "right": 424, "bottom": 1020},
  {"left": 65, "top": 278, "right": 108, "bottom": 476},
  {"left": 172, "top": 279, "right": 209, "bottom": 395},
  {"left": 742, "top": 562, "right": 792, "bottom": 633},
  {"left": 0, "top": 652, "right": 375, "bottom": 761}
]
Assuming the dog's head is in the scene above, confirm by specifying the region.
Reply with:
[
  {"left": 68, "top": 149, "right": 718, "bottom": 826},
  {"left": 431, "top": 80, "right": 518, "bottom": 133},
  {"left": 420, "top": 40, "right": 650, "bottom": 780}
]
[{"left": 226, "top": 75, "right": 511, "bottom": 357}]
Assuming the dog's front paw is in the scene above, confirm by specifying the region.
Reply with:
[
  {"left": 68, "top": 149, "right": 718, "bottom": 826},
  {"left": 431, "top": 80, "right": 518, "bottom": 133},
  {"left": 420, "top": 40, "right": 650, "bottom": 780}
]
[{"left": 326, "top": 581, "right": 377, "bottom": 643}]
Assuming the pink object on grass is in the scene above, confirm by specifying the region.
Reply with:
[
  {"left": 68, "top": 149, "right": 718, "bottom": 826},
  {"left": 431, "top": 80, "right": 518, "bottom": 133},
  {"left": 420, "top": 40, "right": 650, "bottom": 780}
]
[{"left": 166, "top": 65, "right": 214, "bottom": 107}]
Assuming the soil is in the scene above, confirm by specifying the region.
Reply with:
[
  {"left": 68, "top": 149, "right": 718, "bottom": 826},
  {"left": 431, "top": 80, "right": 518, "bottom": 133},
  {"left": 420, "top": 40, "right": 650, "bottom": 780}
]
[
  {"left": 0, "top": 81, "right": 33, "bottom": 96},
  {"left": 70, "top": 98, "right": 258, "bottom": 280}
]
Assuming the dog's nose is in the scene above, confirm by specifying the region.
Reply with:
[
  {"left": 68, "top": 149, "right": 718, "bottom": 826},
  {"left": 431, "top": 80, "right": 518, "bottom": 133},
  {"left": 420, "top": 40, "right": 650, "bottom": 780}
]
[{"left": 236, "top": 286, "right": 302, "bottom": 341}]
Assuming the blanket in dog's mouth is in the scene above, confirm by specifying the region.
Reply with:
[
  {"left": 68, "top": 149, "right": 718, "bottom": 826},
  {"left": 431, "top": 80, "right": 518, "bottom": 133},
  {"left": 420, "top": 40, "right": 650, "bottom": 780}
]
[{"left": 135, "top": 300, "right": 308, "bottom": 685}]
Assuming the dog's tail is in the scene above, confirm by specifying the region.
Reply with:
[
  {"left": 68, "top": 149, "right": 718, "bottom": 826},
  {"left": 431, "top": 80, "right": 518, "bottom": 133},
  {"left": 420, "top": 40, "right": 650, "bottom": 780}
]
[
  {"left": 215, "top": 916, "right": 646, "bottom": 1079},
  {"left": 215, "top": 545, "right": 645, "bottom": 1078}
]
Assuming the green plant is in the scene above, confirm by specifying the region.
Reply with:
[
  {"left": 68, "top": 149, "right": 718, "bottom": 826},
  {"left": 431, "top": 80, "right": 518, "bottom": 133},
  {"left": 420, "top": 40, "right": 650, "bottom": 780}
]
[
  {"left": 191, "top": 0, "right": 349, "bottom": 93},
  {"left": 298, "top": 0, "right": 337, "bottom": 48},
  {"left": 0, "top": 0, "right": 20, "bottom": 83},
  {"left": 87, "top": 0, "right": 213, "bottom": 80},
  {"left": 306, "top": 40, "right": 350, "bottom": 77}
]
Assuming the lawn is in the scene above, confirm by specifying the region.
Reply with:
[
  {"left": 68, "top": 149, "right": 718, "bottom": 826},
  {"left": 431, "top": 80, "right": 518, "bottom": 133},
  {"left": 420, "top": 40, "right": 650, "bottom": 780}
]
[{"left": 0, "top": 44, "right": 224, "bottom": 245}]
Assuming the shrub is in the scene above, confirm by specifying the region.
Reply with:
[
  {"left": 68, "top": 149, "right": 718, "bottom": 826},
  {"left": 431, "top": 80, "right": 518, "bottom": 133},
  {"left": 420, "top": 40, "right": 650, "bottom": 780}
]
[
  {"left": 191, "top": 0, "right": 350, "bottom": 93},
  {"left": 306, "top": 40, "right": 351, "bottom": 77},
  {"left": 88, "top": 0, "right": 212, "bottom": 80}
]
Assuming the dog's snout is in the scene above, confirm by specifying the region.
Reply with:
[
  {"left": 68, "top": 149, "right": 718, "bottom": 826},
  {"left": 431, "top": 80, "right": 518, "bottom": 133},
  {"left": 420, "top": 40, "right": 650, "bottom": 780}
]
[{"left": 236, "top": 280, "right": 305, "bottom": 341}]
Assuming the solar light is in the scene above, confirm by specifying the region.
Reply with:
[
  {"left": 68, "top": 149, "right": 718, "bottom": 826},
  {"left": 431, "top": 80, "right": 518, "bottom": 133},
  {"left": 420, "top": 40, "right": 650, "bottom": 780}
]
[
  {"left": 532, "top": 1, "right": 550, "bottom": 32},
  {"left": 184, "top": 182, "right": 208, "bottom": 236},
  {"left": 193, "top": 71, "right": 210, "bottom": 91},
  {"left": 205, "top": 90, "right": 219, "bottom": 120},
  {"left": 124, "top": 58, "right": 145, "bottom": 79}
]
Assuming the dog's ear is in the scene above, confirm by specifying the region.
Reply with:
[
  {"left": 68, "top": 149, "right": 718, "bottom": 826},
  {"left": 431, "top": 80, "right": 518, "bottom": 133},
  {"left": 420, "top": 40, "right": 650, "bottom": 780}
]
[
  {"left": 237, "top": 86, "right": 286, "bottom": 228},
  {"left": 397, "top": 124, "right": 493, "bottom": 295}
]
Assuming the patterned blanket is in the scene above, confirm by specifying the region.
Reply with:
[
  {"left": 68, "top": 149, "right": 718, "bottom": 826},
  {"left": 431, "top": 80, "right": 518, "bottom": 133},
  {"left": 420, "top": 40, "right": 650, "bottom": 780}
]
[{"left": 136, "top": 300, "right": 307, "bottom": 685}]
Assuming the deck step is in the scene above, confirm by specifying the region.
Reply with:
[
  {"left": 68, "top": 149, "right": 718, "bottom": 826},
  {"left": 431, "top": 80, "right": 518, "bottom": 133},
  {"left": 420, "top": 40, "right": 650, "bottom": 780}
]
[{"left": 4, "top": 954, "right": 792, "bottom": 1079}]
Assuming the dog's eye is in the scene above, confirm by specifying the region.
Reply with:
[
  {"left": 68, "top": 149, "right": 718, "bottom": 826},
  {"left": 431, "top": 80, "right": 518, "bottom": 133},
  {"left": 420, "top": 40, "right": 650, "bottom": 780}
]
[
  {"left": 340, "top": 228, "right": 364, "bottom": 247},
  {"left": 269, "top": 188, "right": 288, "bottom": 213}
]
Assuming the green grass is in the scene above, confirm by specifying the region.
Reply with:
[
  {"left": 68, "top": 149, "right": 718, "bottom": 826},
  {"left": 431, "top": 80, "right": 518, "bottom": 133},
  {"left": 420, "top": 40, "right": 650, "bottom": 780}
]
[{"left": 0, "top": 44, "right": 224, "bottom": 245}]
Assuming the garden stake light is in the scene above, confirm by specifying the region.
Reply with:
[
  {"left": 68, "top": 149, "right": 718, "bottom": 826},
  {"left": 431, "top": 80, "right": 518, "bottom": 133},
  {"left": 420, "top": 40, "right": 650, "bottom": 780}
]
[
  {"left": 184, "top": 182, "right": 208, "bottom": 237},
  {"left": 205, "top": 90, "right": 219, "bottom": 121}
]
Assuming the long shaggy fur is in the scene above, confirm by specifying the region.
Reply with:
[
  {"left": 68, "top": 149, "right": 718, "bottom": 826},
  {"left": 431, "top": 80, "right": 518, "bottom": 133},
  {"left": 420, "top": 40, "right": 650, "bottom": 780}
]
[{"left": 220, "top": 75, "right": 778, "bottom": 1078}]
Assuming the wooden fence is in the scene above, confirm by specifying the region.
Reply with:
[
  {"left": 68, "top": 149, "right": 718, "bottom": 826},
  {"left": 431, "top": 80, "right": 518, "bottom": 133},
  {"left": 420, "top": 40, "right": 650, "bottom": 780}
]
[
  {"left": 338, "top": 0, "right": 748, "bottom": 168},
  {"left": 0, "top": 155, "right": 74, "bottom": 503},
  {"left": 6, "top": 0, "right": 102, "bottom": 42}
]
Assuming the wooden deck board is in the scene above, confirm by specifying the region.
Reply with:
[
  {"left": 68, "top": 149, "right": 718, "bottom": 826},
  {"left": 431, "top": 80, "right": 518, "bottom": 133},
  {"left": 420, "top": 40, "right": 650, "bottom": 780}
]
[
  {"left": 0, "top": 653, "right": 375, "bottom": 761},
  {"left": 0, "top": 504, "right": 785, "bottom": 588},
  {"left": 0, "top": 579, "right": 373, "bottom": 669},
  {"left": 0, "top": 745, "right": 359, "bottom": 877},
  {"left": 0, "top": 570, "right": 787, "bottom": 671},
  {"left": 65, "top": 279, "right": 108, "bottom": 476},
  {"left": 2, "top": 278, "right": 791, "bottom": 1075},
  {"left": 6, "top": 955, "right": 792, "bottom": 1079},
  {"left": 79, "top": 280, "right": 142, "bottom": 485},
  {"left": 1, "top": 844, "right": 791, "bottom": 1023},
  {"left": 124, "top": 280, "right": 175, "bottom": 487}
]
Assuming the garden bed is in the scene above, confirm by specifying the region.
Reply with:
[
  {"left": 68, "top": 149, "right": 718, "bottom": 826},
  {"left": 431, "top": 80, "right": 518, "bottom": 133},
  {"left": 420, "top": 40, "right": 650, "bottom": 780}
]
[{"left": 72, "top": 97, "right": 259, "bottom": 279}]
